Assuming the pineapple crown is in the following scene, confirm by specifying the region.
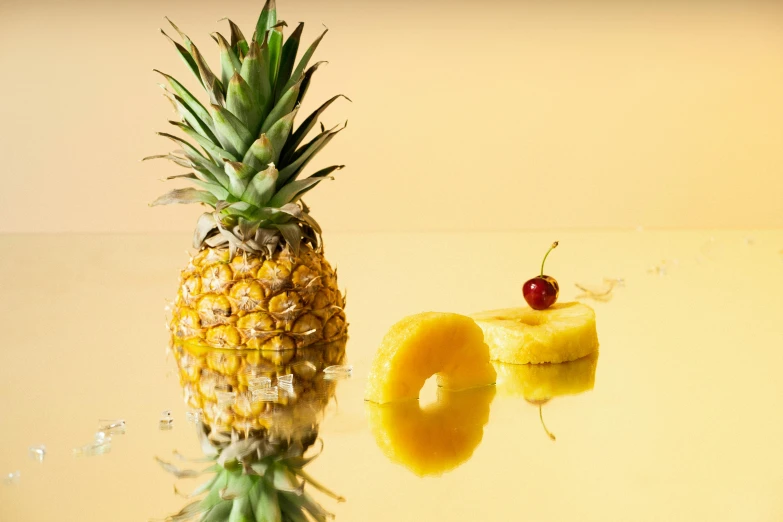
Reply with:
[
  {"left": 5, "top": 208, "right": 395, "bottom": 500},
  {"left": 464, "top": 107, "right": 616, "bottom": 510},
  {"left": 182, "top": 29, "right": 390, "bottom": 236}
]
[
  {"left": 159, "top": 423, "right": 344, "bottom": 521},
  {"left": 146, "top": 0, "right": 348, "bottom": 258}
]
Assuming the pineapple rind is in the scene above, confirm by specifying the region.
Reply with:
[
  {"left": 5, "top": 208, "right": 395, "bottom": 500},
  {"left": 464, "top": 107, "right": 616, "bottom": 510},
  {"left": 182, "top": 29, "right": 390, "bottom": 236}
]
[
  {"left": 472, "top": 302, "right": 598, "bottom": 364},
  {"left": 172, "top": 336, "right": 346, "bottom": 438},
  {"left": 172, "top": 244, "right": 346, "bottom": 351}
]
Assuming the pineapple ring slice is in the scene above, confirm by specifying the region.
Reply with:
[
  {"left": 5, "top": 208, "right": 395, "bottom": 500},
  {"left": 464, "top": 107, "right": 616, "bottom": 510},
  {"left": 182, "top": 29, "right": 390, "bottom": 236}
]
[
  {"left": 472, "top": 302, "right": 598, "bottom": 364},
  {"left": 364, "top": 312, "right": 497, "bottom": 404},
  {"left": 493, "top": 351, "right": 598, "bottom": 401},
  {"left": 367, "top": 385, "right": 495, "bottom": 476}
]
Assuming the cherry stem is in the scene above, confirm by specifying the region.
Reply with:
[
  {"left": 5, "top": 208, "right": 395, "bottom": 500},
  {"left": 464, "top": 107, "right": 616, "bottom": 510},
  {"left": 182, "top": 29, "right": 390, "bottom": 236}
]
[
  {"left": 539, "top": 404, "right": 556, "bottom": 441},
  {"left": 540, "top": 241, "right": 559, "bottom": 277}
]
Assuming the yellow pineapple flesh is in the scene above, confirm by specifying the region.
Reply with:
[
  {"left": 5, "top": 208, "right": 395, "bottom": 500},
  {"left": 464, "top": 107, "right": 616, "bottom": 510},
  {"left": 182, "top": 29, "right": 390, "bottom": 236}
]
[
  {"left": 171, "top": 244, "right": 346, "bottom": 351},
  {"left": 364, "top": 312, "right": 497, "bottom": 404},
  {"left": 494, "top": 351, "right": 598, "bottom": 401},
  {"left": 367, "top": 385, "right": 495, "bottom": 476},
  {"left": 472, "top": 302, "right": 598, "bottom": 364}
]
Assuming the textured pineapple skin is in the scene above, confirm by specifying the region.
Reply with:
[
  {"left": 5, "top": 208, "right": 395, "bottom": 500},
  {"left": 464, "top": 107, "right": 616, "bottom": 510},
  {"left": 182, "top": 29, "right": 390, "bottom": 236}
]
[
  {"left": 367, "top": 385, "right": 495, "bottom": 476},
  {"left": 172, "top": 338, "right": 346, "bottom": 438},
  {"left": 472, "top": 302, "right": 598, "bottom": 364},
  {"left": 171, "top": 244, "right": 347, "bottom": 351},
  {"left": 364, "top": 312, "right": 497, "bottom": 404}
]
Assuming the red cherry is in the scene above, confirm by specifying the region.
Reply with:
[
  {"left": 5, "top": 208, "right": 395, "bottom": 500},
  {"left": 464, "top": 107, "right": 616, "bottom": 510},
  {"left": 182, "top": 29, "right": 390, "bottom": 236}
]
[
  {"left": 522, "top": 242, "right": 560, "bottom": 310},
  {"left": 523, "top": 277, "right": 559, "bottom": 309}
]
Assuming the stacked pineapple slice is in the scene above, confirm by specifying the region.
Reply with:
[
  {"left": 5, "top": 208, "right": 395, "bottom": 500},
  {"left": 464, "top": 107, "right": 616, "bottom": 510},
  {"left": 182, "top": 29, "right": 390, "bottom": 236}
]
[{"left": 472, "top": 302, "right": 598, "bottom": 364}]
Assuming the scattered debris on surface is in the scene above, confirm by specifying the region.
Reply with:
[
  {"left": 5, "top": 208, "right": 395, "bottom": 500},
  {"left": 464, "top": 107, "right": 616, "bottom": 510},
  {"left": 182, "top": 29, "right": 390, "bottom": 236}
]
[
  {"left": 323, "top": 365, "right": 353, "bottom": 380},
  {"left": 159, "top": 411, "right": 174, "bottom": 431},
  {"left": 4, "top": 471, "right": 20, "bottom": 485},
  {"left": 28, "top": 445, "right": 46, "bottom": 463},
  {"left": 575, "top": 278, "right": 625, "bottom": 302},
  {"left": 73, "top": 431, "right": 113, "bottom": 457},
  {"left": 647, "top": 259, "right": 678, "bottom": 275}
]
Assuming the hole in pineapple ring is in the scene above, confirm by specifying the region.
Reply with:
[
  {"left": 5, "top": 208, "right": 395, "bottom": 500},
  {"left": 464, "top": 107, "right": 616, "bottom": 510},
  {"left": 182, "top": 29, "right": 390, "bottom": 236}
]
[{"left": 418, "top": 375, "right": 439, "bottom": 408}]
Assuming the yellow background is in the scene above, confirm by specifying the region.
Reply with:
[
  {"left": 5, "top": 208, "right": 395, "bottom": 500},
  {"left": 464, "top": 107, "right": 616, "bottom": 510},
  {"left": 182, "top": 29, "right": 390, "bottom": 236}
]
[{"left": 1, "top": 0, "right": 782, "bottom": 233}]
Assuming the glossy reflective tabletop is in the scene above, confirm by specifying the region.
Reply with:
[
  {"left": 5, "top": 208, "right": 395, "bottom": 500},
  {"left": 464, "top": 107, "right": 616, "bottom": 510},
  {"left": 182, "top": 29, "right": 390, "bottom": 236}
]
[{"left": 1, "top": 230, "right": 782, "bottom": 521}]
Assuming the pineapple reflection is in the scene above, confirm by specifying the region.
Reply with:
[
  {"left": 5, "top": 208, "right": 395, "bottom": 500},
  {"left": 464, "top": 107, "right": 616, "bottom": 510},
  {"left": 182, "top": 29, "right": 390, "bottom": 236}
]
[
  {"left": 367, "top": 385, "right": 495, "bottom": 477},
  {"left": 494, "top": 351, "right": 599, "bottom": 441},
  {"left": 162, "top": 337, "right": 347, "bottom": 521}
]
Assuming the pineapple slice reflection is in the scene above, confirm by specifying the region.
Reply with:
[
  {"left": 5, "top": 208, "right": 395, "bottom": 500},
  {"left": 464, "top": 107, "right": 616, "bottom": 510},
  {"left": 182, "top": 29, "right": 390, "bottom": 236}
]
[
  {"left": 495, "top": 351, "right": 599, "bottom": 440},
  {"left": 163, "top": 337, "right": 347, "bottom": 521},
  {"left": 367, "top": 385, "right": 496, "bottom": 477}
]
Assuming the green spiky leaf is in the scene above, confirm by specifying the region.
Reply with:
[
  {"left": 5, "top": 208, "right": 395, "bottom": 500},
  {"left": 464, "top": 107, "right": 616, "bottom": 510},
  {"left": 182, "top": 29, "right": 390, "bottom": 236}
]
[
  {"left": 255, "top": 473, "right": 282, "bottom": 522},
  {"left": 228, "top": 496, "right": 253, "bottom": 522},
  {"left": 171, "top": 94, "right": 220, "bottom": 145},
  {"left": 281, "top": 95, "right": 349, "bottom": 164},
  {"left": 255, "top": 0, "right": 278, "bottom": 43},
  {"left": 240, "top": 41, "right": 272, "bottom": 112},
  {"left": 278, "top": 123, "right": 344, "bottom": 185},
  {"left": 266, "top": 22, "right": 285, "bottom": 87},
  {"left": 266, "top": 108, "right": 298, "bottom": 164},
  {"left": 227, "top": 73, "right": 263, "bottom": 135},
  {"left": 202, "top": 500, "right": 233, "bottom": 522},
  {"left": 261, "top": 78, "right": 301, "bottom": 134},
  {"left": 155, "top": 70, "right": 214, "bottom": 132},
  {"left": 213, "top": 32, "right": 242, "bottom": 89},
  {"left": 166, "top": 17, "right": 194, "bottom": 51},
  {"left": 296, "top": 60, "right": 326, "bottom": 108},
  {"left": 209, "top": 105, "right": 254, "bottom": 157},
  {"left": 212, "top": 33, "right": 242, "bottom": 89},
  {"left": 282, "top": 27, "right": 327, "bottom": 94},
  {"left": 225, "top": 161, "right": 255, "bottom": 197},
  {"left": 226, "top": 19, "right": 249, "bottom": 58},
  {"left": 191, "top": 44, "right": 225, "bottom": 106},
  {"left": 241, "top": 164, "right": 278, "bottom": 207},
  {"left": 243, "top": 135, "right": 275, "bottom": 172},
  {"left": 277, "top": 494, "right": 310, "bottom": 522},
  {"left": 183, "top": 149, "right": 231, "bottom": 188},
  {"left": 161, "top": 30, "right": 202, "bottom": 87},
  {"left": 188, "top": 176, "right": 230, "bottom": 201},
  {"left": 275, "top": 22, "right": 303, "bottom": 101},
  {"left": 143, "top": 153, "right": 191, "bottom": 169},
  {"left": 157, "top": 132, "right": 214, "bottom": 164},
  {"left": 169, "top": 121, "right": 237, "bottom": 163},
  {"left": 269, "top": 172, "right": 334, "bottom": 207},
  {"left": 274, "top": 222, "right": 302, "bottom": 256}
]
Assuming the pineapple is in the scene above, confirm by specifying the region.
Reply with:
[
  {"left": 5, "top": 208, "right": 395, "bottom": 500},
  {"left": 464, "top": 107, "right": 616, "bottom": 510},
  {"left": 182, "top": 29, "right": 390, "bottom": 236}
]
[
  {"left": 366, "top": 386, "right": 495, "bottom": 477},
  {"left": 148, "top": 0, "right": 349, "bottom": 350},
  {"left": 472, "top": 302, "right": 598, "bottom": 364},
  {"left": 364, "top": 313, "right": 497, "bottom": 404},
  {"left": 162, "top": 340, "right": 346, "bottom": 521}
]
